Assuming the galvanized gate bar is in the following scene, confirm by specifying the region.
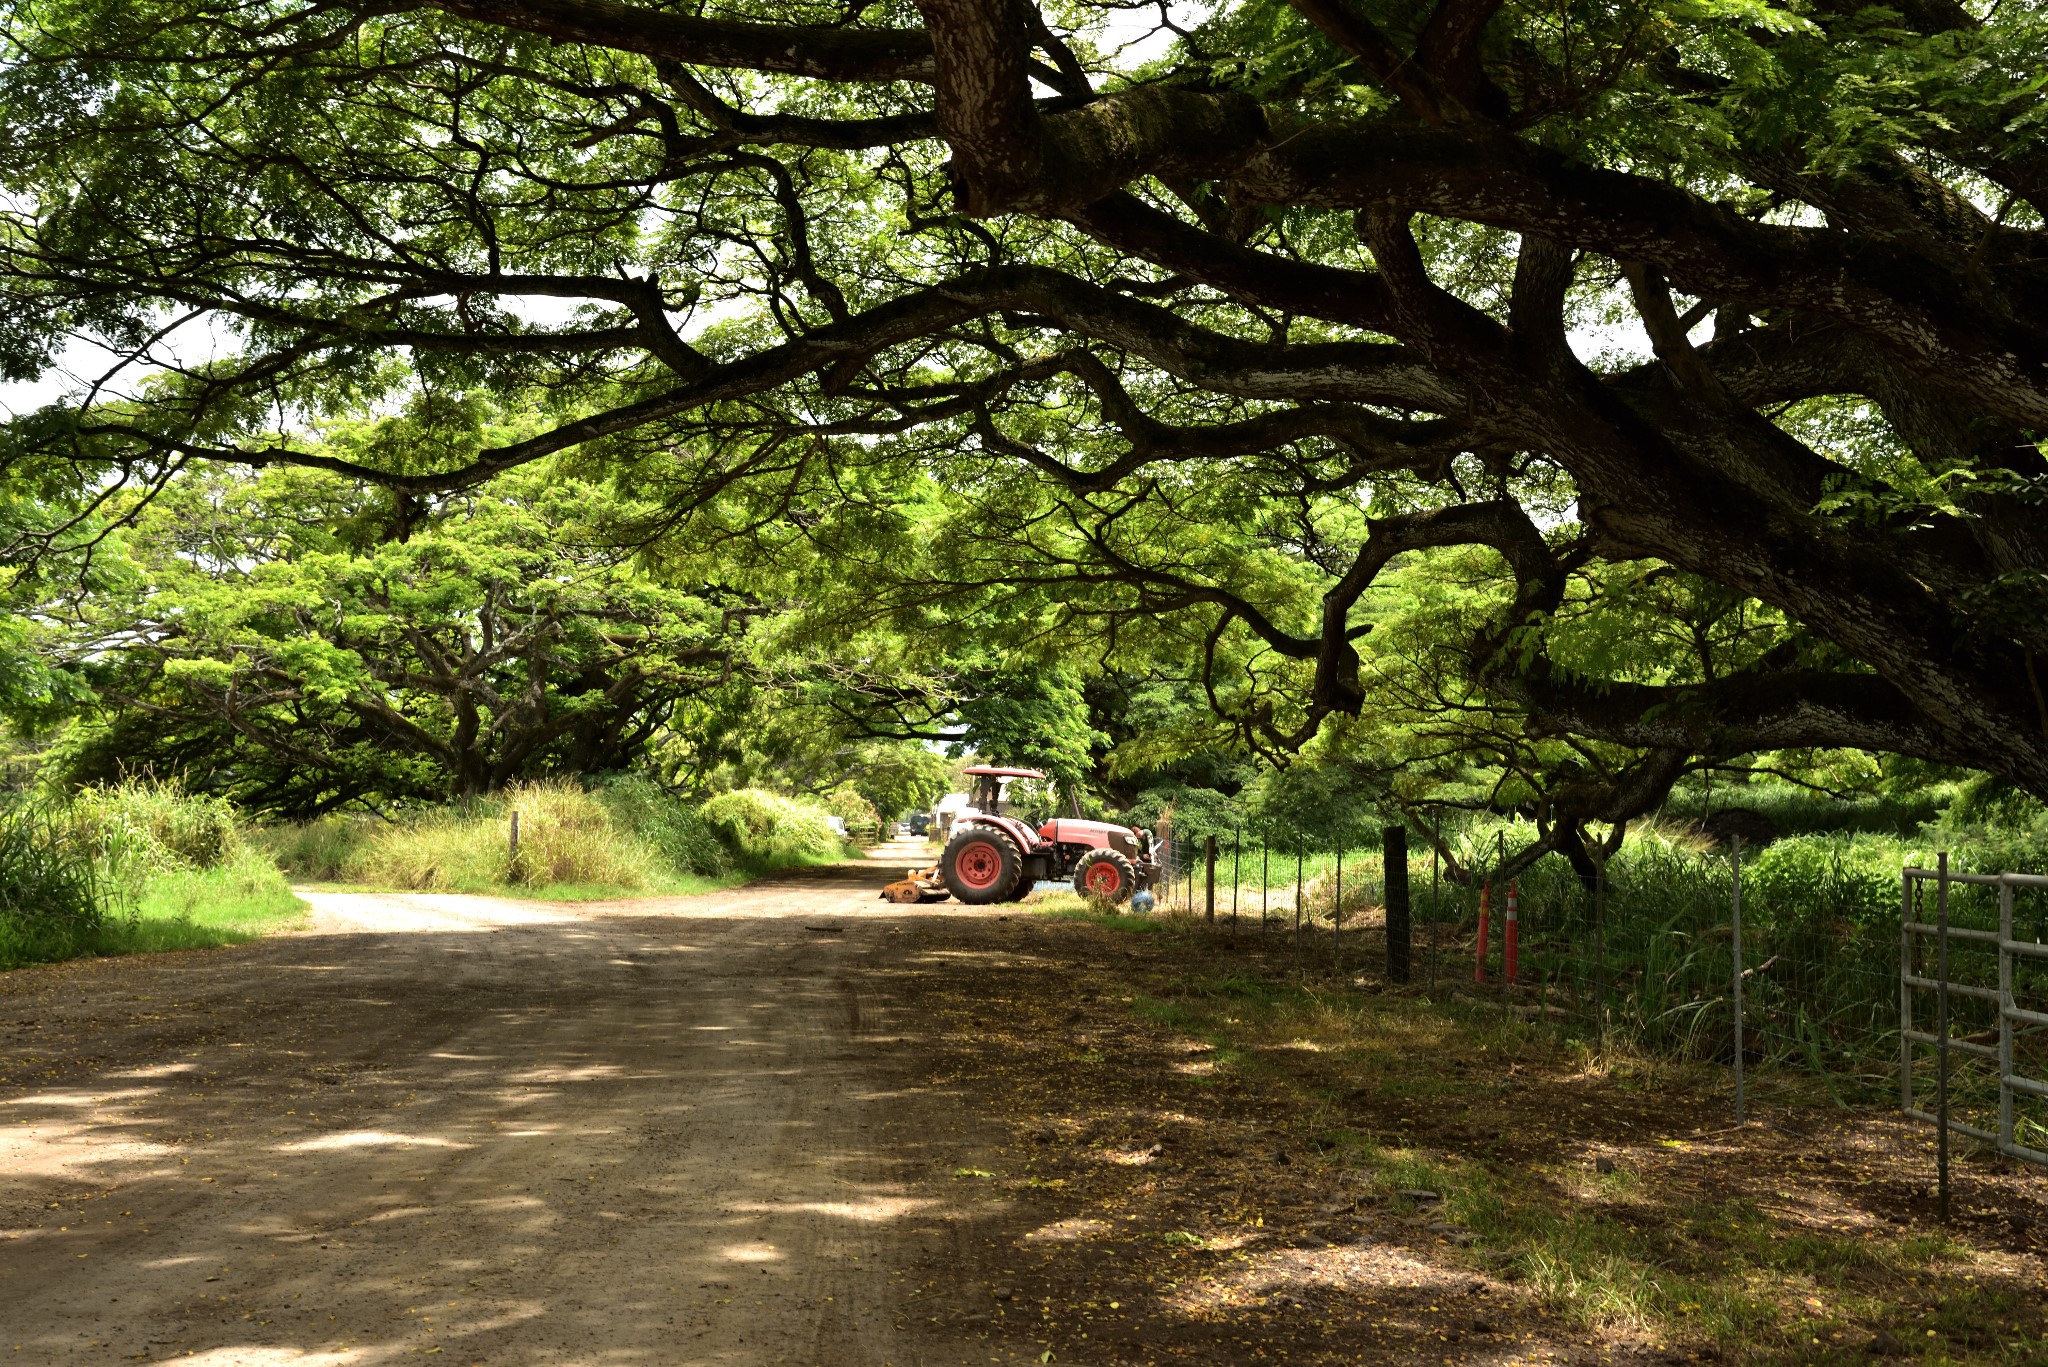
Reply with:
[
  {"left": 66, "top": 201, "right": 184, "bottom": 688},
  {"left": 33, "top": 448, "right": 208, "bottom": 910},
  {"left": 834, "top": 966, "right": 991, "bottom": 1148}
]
[
  {"left": 1902, "top": 974, "right": 2001, "bottom": 1003},
  {"left": 1904, "top": 1108, "right": 1999, "bottom": 1144},
  {"left": 1904, "top": 922, "right": 2000, "bottom": 943},
  {"left": 2005, "top": 880, "right": 2017, "bottom": 1159},
  {"left": 1902, "top": 1028, "right": 1998, "bottom": 1060},
  {"left": 1902, "top": 865, "right": 2048, "bottom": 1171}
]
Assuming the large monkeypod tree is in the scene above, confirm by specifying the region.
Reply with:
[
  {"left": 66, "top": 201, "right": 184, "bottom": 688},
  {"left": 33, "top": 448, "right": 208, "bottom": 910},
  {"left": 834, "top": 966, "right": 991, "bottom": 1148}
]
[
  {"left": 26, "top": 452, "right": 756, "bottom": 816},
  {"left": 0, "top": 0, "right": 2043, "bottom": 860}
]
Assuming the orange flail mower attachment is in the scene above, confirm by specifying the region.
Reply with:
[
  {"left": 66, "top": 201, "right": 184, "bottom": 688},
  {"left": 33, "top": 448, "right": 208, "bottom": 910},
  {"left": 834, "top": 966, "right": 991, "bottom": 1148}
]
[{"left": 881, "top": 866, "right": 951, "bottom": 904}]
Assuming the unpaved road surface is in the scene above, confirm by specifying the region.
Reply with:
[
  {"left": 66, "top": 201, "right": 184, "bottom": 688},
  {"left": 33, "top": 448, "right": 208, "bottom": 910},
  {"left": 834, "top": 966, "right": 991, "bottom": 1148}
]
[
  {"left": 18, "top": 846, "right": 2029, "bottom": 1367},
  {"left": 1, "top": 844, "right": 1030, "bottom": 1366}
]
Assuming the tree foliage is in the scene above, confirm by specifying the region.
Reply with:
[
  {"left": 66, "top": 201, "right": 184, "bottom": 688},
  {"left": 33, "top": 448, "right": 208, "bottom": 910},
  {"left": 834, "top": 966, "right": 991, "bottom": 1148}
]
[
  {"left": 0, "top": 0, "right": 2043, "bottom": 862},
  {"left": 28, "top": 426, "right": 753, "bottom": 814}
]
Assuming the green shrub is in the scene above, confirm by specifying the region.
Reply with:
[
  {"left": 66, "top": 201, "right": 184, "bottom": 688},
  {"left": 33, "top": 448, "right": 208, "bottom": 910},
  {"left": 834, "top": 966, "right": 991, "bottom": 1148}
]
[
  {"left": 1946, "top": 774, "right": 2048, "bottom": 830},
  {"left": 1924, "top": 809, "right": 2048, "bottom": 878},
  {"left": 594, "top": 774, "right": 732, "bottom": 875},
  {"left": 698, "top": 788, "right": 846, "bottom": 865},
  {"left": 823, "top": 785, "right": 880, "bottom": 835},
  {"left": 69, "top": 779, "right": 238, "bottom": 871},
  {"left": 0, "top": 798, "right": 113, "bottom": 967},
  {"left": 256, "top": 813, "right": 380, "bottom": 882},
  {"left": 1743, "top": 833, "right": 1904, "bottom": 932}
]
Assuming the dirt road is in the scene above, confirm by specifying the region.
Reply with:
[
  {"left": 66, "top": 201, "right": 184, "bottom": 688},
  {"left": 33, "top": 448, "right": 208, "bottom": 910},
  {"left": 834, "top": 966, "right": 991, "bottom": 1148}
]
[{"left": 0, "top": 843, "right": 1032, "bottom": 1366}]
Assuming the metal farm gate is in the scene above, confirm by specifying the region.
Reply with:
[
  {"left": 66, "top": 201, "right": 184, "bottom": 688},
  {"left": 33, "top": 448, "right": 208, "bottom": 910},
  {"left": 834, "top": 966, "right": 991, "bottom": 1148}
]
[{"left": 1901, "top": 863, "right": 2048, "bottom": 1173}]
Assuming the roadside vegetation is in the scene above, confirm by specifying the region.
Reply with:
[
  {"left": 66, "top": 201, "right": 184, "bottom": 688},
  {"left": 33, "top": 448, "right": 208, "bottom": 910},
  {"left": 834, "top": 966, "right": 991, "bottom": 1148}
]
[
  {"left": 0, "top": 780, "right": 305, "bottom": 970},
  {"left": 261, "top": 778, "right": 859, "bottom": 899},
  {"left": 1114, "top": 773, "right": 2048, "bottom": 1104},
  {"left": 1, "top": 774, "right": 873, "bottom": 969}
]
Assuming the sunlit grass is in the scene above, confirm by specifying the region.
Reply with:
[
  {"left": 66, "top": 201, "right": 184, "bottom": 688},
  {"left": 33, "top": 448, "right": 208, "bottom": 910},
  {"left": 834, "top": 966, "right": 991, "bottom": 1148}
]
[{"left": 2, "top": 845, "right": 310, "bottom": 969}]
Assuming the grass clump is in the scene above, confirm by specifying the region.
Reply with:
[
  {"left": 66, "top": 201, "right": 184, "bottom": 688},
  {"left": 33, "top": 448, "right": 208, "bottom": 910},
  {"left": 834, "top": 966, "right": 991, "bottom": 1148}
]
[
  {"left": 504, "top": 779, "right": 671, "bottom": 889},
  {"left": 0, "top": 798, "right": 112, "bottom": 966},
  {"left": 698, "top": 787, "right": 849, "bottom": 867},
  {"left": 1029, "top": 888, "right": 1171, "bottom": 934},
  {"left": 329, "top": 808, "right": 508, "bottom": 891},
  {"left": 593, "top": 774, "right": 732, "bottom": 876},
  {"left": 70, "top": 779, "right": 238, "bottom": 869},
  {"left": 255, "top": 813, "right": 372, "bottom": 882}
]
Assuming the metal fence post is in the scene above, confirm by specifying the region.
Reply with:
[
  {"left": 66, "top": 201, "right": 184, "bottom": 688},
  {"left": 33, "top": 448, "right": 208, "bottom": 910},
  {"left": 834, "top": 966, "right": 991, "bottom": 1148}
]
[
  {"left": 1504, "top": 878, "right": 1519, "bottom": 987},
  {"left": 2000, "top": 876, "right": 2016, "bottom": 1156},
  {"left": 1384, "top": 825, "right": 1411, "bottom": 984},
  {"left": 1901, "top": 870, "right": 1915, "bottom": 1112},
  {"left": 1936, "top": 849, "right": 1951, "bottom": 1223},
  {"left": 1429, "top": 816, "right": 1440, "bottom": 990},
  {"left": 1732, "top": 836, "right": 1746, "bottom": 1125},
  {"left": 1295, "top": 842, "right": 1304, "bottom": 963},
  {"left": 1261, "top": 845, "right": 1269, "bottom": 933},
  {"left": 1593, "top": 857, "right": 1608, "bottom": 1039},
  {"left": 1475, "top": 878, "right": 1490, "bottom": 984}
]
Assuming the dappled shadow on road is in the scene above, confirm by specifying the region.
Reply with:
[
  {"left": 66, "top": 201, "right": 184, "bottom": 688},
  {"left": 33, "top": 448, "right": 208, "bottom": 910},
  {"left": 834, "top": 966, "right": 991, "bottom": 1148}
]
[
  {"left": 12, "top": 873, "right": 2039, "bottom": 1364},
  {"left": 0, "top": 890, "right": 1033, "bottom": 1365}
]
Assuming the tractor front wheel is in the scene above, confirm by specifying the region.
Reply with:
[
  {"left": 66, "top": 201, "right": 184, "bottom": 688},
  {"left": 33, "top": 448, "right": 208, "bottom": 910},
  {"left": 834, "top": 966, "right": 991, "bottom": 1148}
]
[
  {"left": 941, "top": 827, "right": 1024, "bottom": 905},
  {"left": 1073, "top": 849, "right": 1137, "bottom": 904}
]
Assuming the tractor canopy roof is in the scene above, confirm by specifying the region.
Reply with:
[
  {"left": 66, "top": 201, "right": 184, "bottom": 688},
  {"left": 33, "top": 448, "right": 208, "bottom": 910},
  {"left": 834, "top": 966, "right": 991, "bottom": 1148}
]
[{"left": 961, "top": 765, "right": 1047, "bottom": 780}]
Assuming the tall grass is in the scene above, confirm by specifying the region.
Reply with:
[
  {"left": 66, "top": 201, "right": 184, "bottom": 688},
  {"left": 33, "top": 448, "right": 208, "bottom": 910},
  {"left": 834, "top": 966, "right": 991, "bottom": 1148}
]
[
  {"left": 697, "top": 787, "right": 849, "bottom": 867},
  {"left": 1134, "top": 811, "right": 2048, "bottom": 1095},
  {"left": 263, "top": 779, "right": 763, "bottom": 897},
  {"left": 1, "top": 782, "right": 306, "bottom": 971},
  {"left": 593, "top": 773, "right": 732, "bottom": 876},
  {"left": 0, "top": 798, "right": 111, "bottom": 966},
  {"left": 69, "top": 779, "right": 238, "bottom": 869}
]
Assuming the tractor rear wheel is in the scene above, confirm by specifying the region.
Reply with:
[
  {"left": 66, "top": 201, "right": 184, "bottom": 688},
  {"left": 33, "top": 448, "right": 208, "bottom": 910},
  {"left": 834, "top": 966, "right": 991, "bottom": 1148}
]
[
  {"left": 941, "top": 826, "right": 1024, "bottom": 904},
  {"left": 1073, "top": 849, "right": 1137, "bottom": 904}
]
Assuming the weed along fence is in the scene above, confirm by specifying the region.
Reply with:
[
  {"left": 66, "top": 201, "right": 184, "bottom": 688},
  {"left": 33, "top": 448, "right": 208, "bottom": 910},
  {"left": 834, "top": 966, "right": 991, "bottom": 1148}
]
[
  {"left": 1141, "top": 826, "right": 2048, "bottom": 1169},
  {"left": 1154, "top": 828, "right": 1422, "bottom": 980}
]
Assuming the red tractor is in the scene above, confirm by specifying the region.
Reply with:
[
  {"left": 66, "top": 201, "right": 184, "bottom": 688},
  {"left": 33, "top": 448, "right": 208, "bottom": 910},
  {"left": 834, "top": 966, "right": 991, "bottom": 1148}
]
[{"left": 938, "top": 766, "right": 1163, "bottom": 905}]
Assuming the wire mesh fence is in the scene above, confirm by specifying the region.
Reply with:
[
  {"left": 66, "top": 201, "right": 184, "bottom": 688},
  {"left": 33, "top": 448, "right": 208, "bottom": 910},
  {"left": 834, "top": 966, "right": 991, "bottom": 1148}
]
[{"left": 1138, "top": 822, "right": 2048, "bottom": 1162}]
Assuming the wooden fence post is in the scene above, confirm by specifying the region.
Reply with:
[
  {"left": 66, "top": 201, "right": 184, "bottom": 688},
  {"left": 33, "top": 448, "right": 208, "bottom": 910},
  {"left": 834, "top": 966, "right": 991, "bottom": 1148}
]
[
  {"left": 1384, "top": 825, "right": 1411, "bottom": 983},
  {"left": 1204, "top": 835, "right": 1217, "bottom": 923}
]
